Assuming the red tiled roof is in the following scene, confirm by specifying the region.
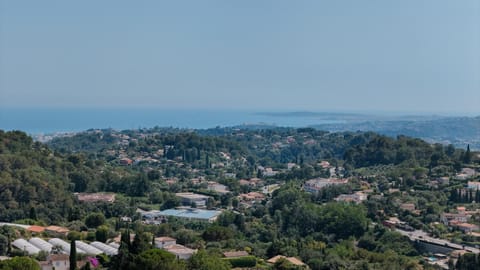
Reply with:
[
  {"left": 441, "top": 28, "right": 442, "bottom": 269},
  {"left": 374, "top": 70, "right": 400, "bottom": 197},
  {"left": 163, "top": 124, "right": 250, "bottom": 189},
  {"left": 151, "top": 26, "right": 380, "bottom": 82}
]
[{"left": 27, "top": 225, "right": 45, "bottom": 233}]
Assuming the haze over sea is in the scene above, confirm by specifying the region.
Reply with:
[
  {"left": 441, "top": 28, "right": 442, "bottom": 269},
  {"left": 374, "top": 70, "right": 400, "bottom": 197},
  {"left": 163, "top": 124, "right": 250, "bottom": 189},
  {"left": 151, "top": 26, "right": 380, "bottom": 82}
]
[{"left": 0, "top": 108, "right": 348, "bottom": 134}]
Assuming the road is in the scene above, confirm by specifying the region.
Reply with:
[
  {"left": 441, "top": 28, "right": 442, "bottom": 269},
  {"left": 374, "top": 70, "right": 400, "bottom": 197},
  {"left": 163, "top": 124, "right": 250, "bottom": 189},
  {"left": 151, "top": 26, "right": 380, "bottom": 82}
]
[{"left": 396, "top": 228, "right": 480, "bottom": 254}]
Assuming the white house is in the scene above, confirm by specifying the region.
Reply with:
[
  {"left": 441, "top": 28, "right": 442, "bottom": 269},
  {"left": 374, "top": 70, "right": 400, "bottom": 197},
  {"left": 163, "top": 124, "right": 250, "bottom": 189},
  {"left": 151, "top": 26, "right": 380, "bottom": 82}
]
[
  {"left": 154, "top": 237, "right": 176, "bottom": 249},
  {"left": 164, "top": 244, "right": 196, "bottom": 260},
  {"left": 39, "top": 254, "right": 69, "bottom": 270}
]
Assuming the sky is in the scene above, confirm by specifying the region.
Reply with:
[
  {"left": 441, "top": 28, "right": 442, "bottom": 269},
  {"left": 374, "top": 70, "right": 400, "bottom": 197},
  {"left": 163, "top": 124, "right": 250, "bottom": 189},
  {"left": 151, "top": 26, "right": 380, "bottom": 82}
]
[{"left": 0, "top": 1, "right": 479, "bottom": 114}]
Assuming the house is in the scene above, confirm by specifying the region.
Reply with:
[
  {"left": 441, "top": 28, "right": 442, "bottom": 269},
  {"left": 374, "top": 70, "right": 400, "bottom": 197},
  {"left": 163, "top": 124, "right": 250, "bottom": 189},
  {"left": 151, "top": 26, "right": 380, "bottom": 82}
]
[
  {"left": 267, "top": 255, "right": 307, "bottom": 267},
  {"left": 400, "top": 203, "right": 416, "bottom": 212},
  {"left": 120, "top": 216, "right": 132, "bottom": 223},
  {"left": 163, "top": 244, "right": 196, "bottom": 260},
  {"left": 287, "top": 163, "right": 298, "bottom": 170},
  {"left": 238, "top": 179, "right": 251, "bottom": 186},
  {"left": 238, "top": 192, "right": 265, "bottom": 202},
  {"left": 39, "top": 254, "right": 69, "bottom": 270},
  {"left": 262, "top": 184, "right": 281, "bottom": 195},
  {"left": 238, "top": 178, "right": 264, "bottom": 187},
  {"left": 319, "top": 161, "right": 331, "bottom": 168},
  {"left": 382, "top": 217, "right": 412, "bottom": 231},
  {"left": 249, "top": 178, "right": 263, "bottom": 186},
  {"left": 262, "top": 167, "right": 278, "bottom": 177},
  {"left": 175, "top": 192, "right": 210, "bottom": 208},
  {"left": 303, "top": 178, "right": 348, "bottom": 193},
  {"left": 207, "top": 182, "right": 229, "bottom": 194},
  {"left": 334, "top": 192, "right": 367, "bottom": 204},
  {"left": 462, "top": 168, "right": 477, "bottom": 177},
  {"left": 223, "top": 250, "right": 249, "bottom": 258},
  {"left": 44, "top": 226, "right": 69, "bottom": 237},
  {"left": 76, "top": 192, "right": 116, "bottom": 203},
  {"left": 154, "top": 237, "right": 176, "bottom": 249},
  {"left": 27, "top": 225, "right": 45, "bottom": 234},
  {"left": 455, "top": 223, "right": 479, "bottom": 233},
  {"left": 440, "top": 213, "right": 470, "bottom": 226},
  {"left": 119, "top": 158, "right": 133, "bottom": 166},
  {"left": 467, "top": 181, "right": 480, "bottom": 190},
  {"left": 436, "top": 177, "right": 450, "bottom": 185},
  {"left": 138, "top": 208, "right": 222, "bottom": 223}
]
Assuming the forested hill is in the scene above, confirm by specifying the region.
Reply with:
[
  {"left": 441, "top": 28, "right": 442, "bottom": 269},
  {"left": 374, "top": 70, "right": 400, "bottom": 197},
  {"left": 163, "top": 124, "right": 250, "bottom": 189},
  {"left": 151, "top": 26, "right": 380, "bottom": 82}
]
[
  {"left": 312, "top": 116, "right": 480, "bottom": 150},
  {"left": 47, "top": 127, "right": 468, "bottom": 171},
  {"left": 1, "top": 128, "right": 471, "bottom": 225},
  {"left": 0, "top": 130, "right": 109, "bottom": 223}
]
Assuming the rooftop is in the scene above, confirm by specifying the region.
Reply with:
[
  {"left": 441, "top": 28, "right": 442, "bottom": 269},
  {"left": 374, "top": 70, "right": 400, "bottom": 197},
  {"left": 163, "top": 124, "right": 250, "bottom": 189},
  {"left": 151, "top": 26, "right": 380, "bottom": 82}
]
[
  {"left": 267, "top": 255, "right": 306, "bottom": 266},
  {"left": 76, "top": 192, "right": 116, "bottom": 203},
  {"left": 49, "top": 254, "right": 70, "bottom": 261},
  {"left": 175, "top": 192, "right": 210, "bottom": 200},
  {"left": 27, "top": 225, "right": 45, "bottom": 233},
  {"left": 45, "top": 225, "right": 69, "bottom": 233},
  {"left": 159, "top": 208, "right": 222, "bottom": 220},
  {"left": 155, "top": 237, "right": 176, "bottom": 242},
  {"left": 223, "top": 251, "right": 249, "bottom": 258}
]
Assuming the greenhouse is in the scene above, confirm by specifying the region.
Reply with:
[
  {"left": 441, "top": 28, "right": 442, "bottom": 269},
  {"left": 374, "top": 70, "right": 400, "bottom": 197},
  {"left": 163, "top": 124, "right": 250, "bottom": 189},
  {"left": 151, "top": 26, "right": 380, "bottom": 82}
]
[
  {"left": 12, "top": 239, "right": 40, "bottom": 255},
  {"left": 109, "top": 242, "right": 120, "bottom": 249},
  {"left": 75, "top": 240, "right": 103, "bottom": 255},
  {"left": 90, "top": 241, "right": 118, "bottom": 256},
  {"left": 29, "top": 237, "right": 53, "bottom": 252},
  {"left": 48, "top": 238, "right": 86, "bottom": 254}
]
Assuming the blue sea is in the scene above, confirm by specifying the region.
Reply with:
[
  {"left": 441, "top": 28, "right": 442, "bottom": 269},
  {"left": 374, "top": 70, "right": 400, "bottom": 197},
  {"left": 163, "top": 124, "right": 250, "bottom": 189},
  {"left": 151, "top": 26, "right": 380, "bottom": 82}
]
[{"left": 0, "top": 108, "right": 344, "bottom": 134}]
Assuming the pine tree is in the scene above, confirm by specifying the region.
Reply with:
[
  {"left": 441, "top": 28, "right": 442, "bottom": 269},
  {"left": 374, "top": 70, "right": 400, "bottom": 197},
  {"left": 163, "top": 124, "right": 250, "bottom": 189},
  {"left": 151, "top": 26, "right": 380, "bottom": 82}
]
[{"left": 70, "top": 240, "right": 77, "bottom": 270}]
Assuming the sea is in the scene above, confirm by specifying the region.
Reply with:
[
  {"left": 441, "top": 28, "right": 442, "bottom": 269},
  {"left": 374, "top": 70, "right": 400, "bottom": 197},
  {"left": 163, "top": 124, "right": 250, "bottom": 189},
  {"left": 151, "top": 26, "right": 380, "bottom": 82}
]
[{"left": 0, "top": 108, "right": 345, "bottom": 135}]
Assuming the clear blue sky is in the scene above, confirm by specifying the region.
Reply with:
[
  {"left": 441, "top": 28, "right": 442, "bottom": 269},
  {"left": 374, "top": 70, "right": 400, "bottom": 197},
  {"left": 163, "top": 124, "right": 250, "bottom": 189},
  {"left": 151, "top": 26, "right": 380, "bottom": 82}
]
[{"left": 1, "top": 1, "right": 479, "bottom": 114}]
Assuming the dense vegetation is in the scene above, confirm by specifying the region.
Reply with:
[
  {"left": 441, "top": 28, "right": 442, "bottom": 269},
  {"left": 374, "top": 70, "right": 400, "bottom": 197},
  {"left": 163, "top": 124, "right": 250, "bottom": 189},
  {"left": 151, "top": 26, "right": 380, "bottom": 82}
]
[{"left": 0, "top": 127, "right": 479, "bottom": 269}]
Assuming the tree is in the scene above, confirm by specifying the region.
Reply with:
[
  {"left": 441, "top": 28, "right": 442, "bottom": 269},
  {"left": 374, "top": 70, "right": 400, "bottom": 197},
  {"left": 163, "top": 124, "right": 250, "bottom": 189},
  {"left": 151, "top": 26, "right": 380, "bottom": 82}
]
[
  {"left": 0, "top": 235, "right": 8, "bottom": 256},
  {"left": 202, "top": 225, "right": 234, "bottom": 242},
  {"left": 81, "top": 262, "right": 91, "bottom": 270},
  {"left": 95, "top": 225, "right": 109, "bottom": 243},
  {"left": 111, "top": 229, "right": 135, "bottom": 270},
  {"left": 136, "top": 249, "right": 185, "bottom": 270},
  {"left": 70, "top": 240, "right": 77, "bottom": 270},
  {"left": 85, "top": 212, "right": 106, "bottom": 228},
  {"left": 29, "top": 207, "right": 37, "bottom": 220},
  {"left": 187, "top": 250, "right": 230, "bottom": 270},
  {"left": 0, "top": 256, "right": 40, "bottom": 270},
  {"left": 130, "top": 231, "right": 152, "bottom": 255},
  {"left": 273, "top": 258, "right": 301, "bottom": 270},
  {"left": 456, "top": 253, "right": 479, "bottom": 270},
  {"left": 464, "top": 144, "right": 472, "bottom": 164}
]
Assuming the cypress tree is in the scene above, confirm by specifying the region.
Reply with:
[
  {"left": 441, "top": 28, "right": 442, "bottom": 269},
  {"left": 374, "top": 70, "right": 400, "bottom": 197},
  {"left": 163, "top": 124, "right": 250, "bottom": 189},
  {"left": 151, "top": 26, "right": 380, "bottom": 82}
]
[
  {"left": 70, "top": 240, "right": 77, "bottom": 270},
  {"left": 29, "top": 207, "right": 37, "bottom": 220},
  {"left": 82, "top": 262, "right": 91, "bottom": 270},
  {"left": 464, "top": 144, "right": 472, "bottom": 164}
]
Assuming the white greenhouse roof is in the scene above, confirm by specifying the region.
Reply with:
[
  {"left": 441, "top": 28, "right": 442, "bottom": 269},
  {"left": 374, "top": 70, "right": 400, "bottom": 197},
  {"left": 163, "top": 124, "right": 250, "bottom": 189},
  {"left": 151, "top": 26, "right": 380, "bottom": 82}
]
[
  {"left": 90, "top": 241, "right": 118, "bottom": 256},
  {"left": 48, "top": 238, "right": 86, "bottom": 254},
  {"left": 29, "top": 237, "right": 53, "bottom": 252},
  {"left": 75, "top": 241, "right": 103, "bottom": 255},
  {"left": 12, "top": 239, "right": 40, "bottom": 255},
  {"left": 108, "top": 242, "right": 120, "bottom": 249}
]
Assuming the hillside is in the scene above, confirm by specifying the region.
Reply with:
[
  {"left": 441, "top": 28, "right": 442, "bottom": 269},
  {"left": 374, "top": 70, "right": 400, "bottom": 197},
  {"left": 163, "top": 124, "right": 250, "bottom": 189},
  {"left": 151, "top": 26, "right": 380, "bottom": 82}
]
[{"left": 311, "top": 116, "right": 480, "bottom": 150}]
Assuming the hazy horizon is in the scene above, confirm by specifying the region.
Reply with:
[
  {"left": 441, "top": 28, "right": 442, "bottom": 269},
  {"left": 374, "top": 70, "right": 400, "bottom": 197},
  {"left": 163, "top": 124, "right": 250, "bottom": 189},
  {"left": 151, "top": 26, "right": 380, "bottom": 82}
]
[{"left": 1, "top": 1, "right": 479, "bottom": 114}]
